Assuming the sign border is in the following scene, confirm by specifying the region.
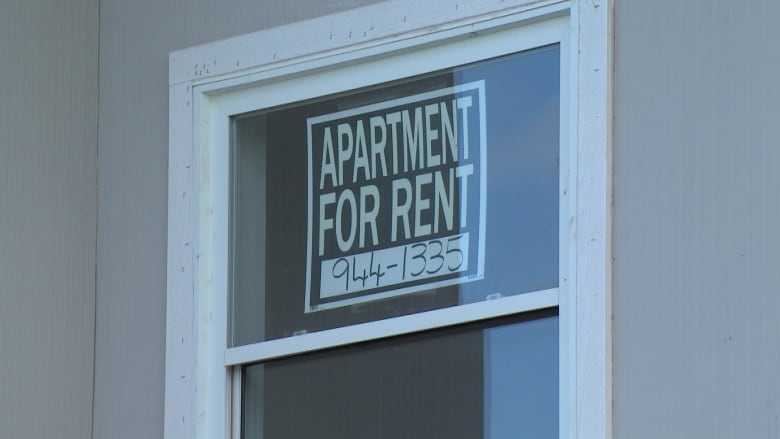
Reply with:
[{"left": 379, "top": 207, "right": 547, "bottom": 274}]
[{"left": 305, "top": 80, "right": 488, "bottom": 312}]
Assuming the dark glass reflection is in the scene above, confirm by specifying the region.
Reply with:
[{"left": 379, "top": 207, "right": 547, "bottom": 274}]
[
  {"left": 230, "top": 45, "right": 560, "bottom": 346},
  {"left": 242, "top": 313, "right": 558, "bottom": 439}
]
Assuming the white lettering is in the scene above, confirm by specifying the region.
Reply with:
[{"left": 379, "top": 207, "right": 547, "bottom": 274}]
[
  {"left": 386, "top": 111, "right": 402, "bottom": 175},
  {"left": 456, "top": 96, "right": 472, "bottom": 160},
  {"left": 440, "top": 100, "right": 458, "bottom": 165},
  {"left": 320, "top": 127, "right": 337, "bottom": 189},
  {"left": 402, "top": 108, "right": 423, "bottom": 172},
  {"left": 352, "top": 120, "right": 370, "bottom": 183},
  {"left": 391, "top": 178, "right": 412, "bottom": 242},
  {"left": 337, "top": 123, "right": 353, "bottom": 186},
  {"left": 318, "top": 192, "right": 336, "bottom": 256},
  {"left": 359, "top": 185, "right": 380, "bottom": 248},
  {"left": 434, "top": 168, "right": 454, "bottom": 233},
  {"left": 425, "top": 103, "right": 441, "bottom": 167},
  {"left": 370, "top": 116, "right": 388, "bottom": 179},
  {"left": 414, "top": 173, "right": 432, "bottom": 238},
  {"left": 335, "top": 189, "right": 357, "bottom": 252}
]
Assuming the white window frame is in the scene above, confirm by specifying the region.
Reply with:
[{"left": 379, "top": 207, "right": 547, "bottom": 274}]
[{"left": 165, "top": 1, "right": 612, "bottom": 438}]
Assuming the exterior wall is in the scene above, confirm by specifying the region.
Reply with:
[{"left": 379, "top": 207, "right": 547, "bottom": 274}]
[
  {"left": 613, "top": 1, "right": 780, "bottom": 437},
  {"left": 6, "top": 0, "right": 779, "bottom": 438},
  {"left": 0, "top": 1, "right": 99, "bottom": 438},
  {"left": 94, "top": 1, "right": 384, "bottom": 438}
]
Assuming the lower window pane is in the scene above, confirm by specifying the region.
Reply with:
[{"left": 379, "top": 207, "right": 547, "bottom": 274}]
[{"left": 242, "top": 312, "right": 558, "bottom": 439}]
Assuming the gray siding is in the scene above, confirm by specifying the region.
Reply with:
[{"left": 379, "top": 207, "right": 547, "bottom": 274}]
[
  {"left": 613, "top": 1, "right": 780, "bottom": 437},
  {"left": 93, "top": 1, "right": 384, "bottom": 438},
  {"left": 0, "top": 1, "right": 99, "bottom": 438}
]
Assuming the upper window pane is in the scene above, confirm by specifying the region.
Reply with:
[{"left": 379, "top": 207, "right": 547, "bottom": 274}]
[{"left": 230, "top": 45, "right": 560, "bottom": 346}]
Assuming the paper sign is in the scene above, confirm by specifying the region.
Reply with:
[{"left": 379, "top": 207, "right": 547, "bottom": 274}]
[{"left": 305, "top": 81, "right": 486, "bottom": 312}]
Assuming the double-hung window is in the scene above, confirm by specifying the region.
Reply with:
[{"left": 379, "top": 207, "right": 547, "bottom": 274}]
[{"left": 166, "top": 1, "right": 610, "bottom": 438}]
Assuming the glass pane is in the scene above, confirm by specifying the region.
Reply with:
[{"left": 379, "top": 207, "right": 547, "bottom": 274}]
[
  {"left": 242, "top": 313, "right": 558, "bottom": 439},
  {"left": 231, "top": 45, "right": 560, "bottom": 345}
]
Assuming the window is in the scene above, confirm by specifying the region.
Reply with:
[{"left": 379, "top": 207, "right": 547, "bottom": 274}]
[
  {"left": 233, "top": 44, "right": 561, "bottom": 438},
  {"left": 166, "top": 2, "right": 610, "bottom": 438}
]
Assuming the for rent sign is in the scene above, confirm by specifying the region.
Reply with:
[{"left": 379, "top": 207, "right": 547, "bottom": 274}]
[{"left": 305, "top": 81, "right": 486, "bottom": 312}]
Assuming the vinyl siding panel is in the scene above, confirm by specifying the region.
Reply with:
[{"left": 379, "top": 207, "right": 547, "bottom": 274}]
[
  {"left": 613, "top": 1, "right": 780, "bottom": 437},
  {"left": 0, "top": 0, "right": 99, "bottom": 437}
]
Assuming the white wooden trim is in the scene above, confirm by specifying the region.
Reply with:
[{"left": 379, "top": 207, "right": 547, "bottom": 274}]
[
  {"left": 169, "top": 0, "right": 570, "bottom": 86},
  {"left": 208, "top": 14, "right": 569, "bottom": 117},
  {"left": 202, "top": 97, "right": 231, "bottom": 439},
  {"left": 573, "top": 1, "right": 612, "bottom": 438},
  {"left": 558, "top": 14, "right": 576, "bottom": 437},
  {"left": 165, "top": 81, "right": 196, "bottom": 439}
]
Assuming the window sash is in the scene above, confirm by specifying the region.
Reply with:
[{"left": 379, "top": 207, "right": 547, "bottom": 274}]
[
  {"left": 226, "top": 289, "right": 559, "bottom": 365},
  {"left": 210, "top": 15, "right": 570, "bottom": 368}
]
